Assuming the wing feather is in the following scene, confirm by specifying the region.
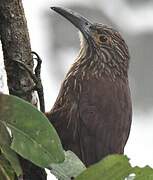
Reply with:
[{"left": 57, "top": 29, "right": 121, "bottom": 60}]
[
  {"left": 78, "top": 77, "right": 132, "bottom": 165},
  {"left": 47, "top": 76, "right": 132, "bottom": 166}
]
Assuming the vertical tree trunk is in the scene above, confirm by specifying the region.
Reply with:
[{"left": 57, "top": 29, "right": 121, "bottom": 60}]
[{"left": 0, "top": 0, "right": 47, "bottom": 179}]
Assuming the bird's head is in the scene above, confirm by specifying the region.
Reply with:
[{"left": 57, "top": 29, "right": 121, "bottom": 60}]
[{"left": 51, "top": 7, "right": 130, "bottom": 77}]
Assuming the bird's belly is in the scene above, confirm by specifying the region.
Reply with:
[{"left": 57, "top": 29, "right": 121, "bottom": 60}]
[{"left": 79, "top": 77, "right": 132, "bottom": 148}]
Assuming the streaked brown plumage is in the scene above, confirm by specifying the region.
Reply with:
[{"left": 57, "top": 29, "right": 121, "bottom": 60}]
[{"left": 47, "top": 7, "right": 132, "bottom": 166}]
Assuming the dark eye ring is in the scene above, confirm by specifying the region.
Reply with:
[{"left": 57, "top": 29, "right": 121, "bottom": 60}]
[{"left": 99, "top": 35, "right": 108, "bottom": 42}]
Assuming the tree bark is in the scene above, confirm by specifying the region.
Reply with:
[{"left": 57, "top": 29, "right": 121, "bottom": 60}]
[{"left": 0, "top": 1, "right": 47, "bottom": 180}]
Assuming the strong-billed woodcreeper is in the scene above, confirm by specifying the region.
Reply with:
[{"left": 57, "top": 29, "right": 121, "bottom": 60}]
[{"left": 46, "top": 7, "right": 132, "bottom": 166}]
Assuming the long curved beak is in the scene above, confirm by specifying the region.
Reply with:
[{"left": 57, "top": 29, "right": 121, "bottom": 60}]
[{"left": 51, "top": 7, "right": 92, "bottom": 39}]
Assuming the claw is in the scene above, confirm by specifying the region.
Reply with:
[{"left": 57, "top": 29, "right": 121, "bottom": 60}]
[
  {"left": 31, "top": 51, "right": 42, "bottom": 78},
  {"left": 13, "top": 52, "right": 45, "bottom": 113}
]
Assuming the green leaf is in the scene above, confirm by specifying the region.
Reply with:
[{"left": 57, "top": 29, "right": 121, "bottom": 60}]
[
  {"left": 133, "top": 166, "right": 153, "bottom": 180},
  {"left": 0, "top": 154, "right": 15, "bottom": 180},
  {"left": 0, "top": 122, "right": 11, "bottom": 145},
  {"left": 50, "top": 151, "right": 86, "bottom": 180},
  {"left": 0, "top": 94, "right": 65, "bottom": 168},
  {"left": 1, "top": 145, "right": 23, "bottom": 177},
  {"left": 0, "top": 123, "right": 22, "bottom": 177},
  {"left": 76, "top": 155, "right": 132, "bottom": 180},
  {"left": 75, "top": 154, "right": 153, "bottom": 180}
]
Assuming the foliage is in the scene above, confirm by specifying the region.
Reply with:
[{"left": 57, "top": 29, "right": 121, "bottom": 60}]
[
  {"left": 0, "top": 94, "right": 64, "bottom": 178},
  {"left": 0, "top": 123, "right": 22, "bottom": 177},
  {"left": 0, "top": 94, "right": 153, "bottom": 180},
  {"left": 76, "top": 155, "right": 153, "bottom": 180},
  {"left": 50, "top": 150, "right": 86, "bottom": 180}
]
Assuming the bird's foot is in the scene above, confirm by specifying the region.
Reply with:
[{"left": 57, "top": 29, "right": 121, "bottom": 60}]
[{"left": 13, "top": 52, "right": 45, "bottom": 112}]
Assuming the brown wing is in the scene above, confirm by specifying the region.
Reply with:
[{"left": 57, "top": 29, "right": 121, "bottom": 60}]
[
  {"left": 46, "top": 76, "right": 84, "bottom": 159},
  {"left": 47, "top": 76, "right": 132, "bottom": 166},
  {"left": 78, "top": 77, "right": 132, "bottom": 166}
]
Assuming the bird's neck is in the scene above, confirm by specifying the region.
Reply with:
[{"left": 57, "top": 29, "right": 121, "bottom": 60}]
[
  {"left": 71, "top": 45, "right": 129, "bottom": 81},
  {"left": 66, "top": 33, "right": 129, "bottom": 81}
]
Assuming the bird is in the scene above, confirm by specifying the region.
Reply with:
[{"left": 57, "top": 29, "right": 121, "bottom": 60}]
[{"left": 46, "top": 6, "right": 132, "bottom": 167}]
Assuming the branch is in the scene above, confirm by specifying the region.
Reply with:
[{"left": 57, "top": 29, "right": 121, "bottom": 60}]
[{"left": 0, "top": 0, "right": 46, "bottom": 179}]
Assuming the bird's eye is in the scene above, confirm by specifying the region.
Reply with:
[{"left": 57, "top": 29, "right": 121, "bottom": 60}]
[
  {"left": 99, "top": 35, "right": 108, "bottom": 43},
  {"left": 85, "top": 22, "right": 89, "bottom": 25}
]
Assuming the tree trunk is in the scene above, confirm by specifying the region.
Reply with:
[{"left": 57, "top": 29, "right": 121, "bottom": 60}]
[{"left": 0, "top": 0, "right": 47, "bottom": 179}]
